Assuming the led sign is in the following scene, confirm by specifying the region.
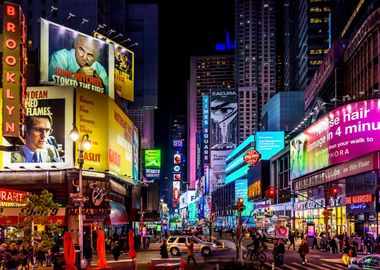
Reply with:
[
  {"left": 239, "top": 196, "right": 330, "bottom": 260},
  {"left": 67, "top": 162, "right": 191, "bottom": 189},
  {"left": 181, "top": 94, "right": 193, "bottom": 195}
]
[{"left": 346, "top": 194, "right": 372, "bottom": 205}]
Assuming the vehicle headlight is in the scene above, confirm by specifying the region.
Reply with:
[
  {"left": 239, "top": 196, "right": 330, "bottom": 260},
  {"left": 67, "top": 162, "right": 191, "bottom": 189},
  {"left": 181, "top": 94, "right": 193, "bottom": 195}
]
[{"left": 212, "top": 244, "right": 216, "bottom": 247}]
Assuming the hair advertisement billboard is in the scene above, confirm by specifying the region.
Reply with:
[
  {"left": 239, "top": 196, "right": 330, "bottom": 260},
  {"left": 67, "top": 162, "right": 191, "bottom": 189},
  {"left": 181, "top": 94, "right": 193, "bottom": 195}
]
[
  {"left": 40, "top": 19, "right": 114, "bottom": 98},
  {"left": 290, "top": 99, "right": 380, "bottom": 179},
  {"left": 3, "top": 86, "right": 74, "bottom": 170}
]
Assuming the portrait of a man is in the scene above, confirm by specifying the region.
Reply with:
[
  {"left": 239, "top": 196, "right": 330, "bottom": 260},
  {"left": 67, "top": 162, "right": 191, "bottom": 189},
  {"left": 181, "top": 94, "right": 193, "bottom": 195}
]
[
  {"left": 48, "top": 34, "right": 109, "bottom": 94},
  {"left": 11, "top": 115, "right": 62, "bottom": 163}
]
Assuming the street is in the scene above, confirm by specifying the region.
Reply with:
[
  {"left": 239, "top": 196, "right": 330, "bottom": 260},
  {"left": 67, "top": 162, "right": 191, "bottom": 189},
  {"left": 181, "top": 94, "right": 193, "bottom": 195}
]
[{"left": 96, "top": 240, "right": 351, "bottom": 270}]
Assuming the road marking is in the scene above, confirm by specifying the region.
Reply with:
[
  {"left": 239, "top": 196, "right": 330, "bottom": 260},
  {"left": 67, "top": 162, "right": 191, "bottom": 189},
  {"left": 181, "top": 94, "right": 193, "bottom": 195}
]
[{"left": 320, "top": 262, "right": 346, "bottom": 269}]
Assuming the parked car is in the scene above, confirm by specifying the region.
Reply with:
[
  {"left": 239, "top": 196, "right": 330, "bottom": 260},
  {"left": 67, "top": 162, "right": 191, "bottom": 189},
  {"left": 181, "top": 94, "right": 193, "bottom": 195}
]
[
  {"left": 349, "top": 255, "right": 380, "bottom": 269},
  {"left": 166, "top": 235, "right": 217, "bottom": 256}
]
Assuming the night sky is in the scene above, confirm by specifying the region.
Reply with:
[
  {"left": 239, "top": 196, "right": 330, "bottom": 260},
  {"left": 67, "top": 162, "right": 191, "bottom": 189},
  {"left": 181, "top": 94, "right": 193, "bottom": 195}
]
[{"left": 154, "top": 0, "right": 235, "bottom": 176}]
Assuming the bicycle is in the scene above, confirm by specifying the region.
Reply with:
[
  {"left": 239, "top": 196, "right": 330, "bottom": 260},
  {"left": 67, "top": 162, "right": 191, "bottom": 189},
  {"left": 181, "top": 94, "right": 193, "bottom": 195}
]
[{"left": 243, "top": 247, "right": 267, "bottom": 262}]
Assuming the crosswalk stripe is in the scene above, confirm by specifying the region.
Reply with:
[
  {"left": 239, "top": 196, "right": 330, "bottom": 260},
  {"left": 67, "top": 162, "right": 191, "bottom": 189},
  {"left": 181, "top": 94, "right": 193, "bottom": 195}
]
[{"left": 320, "top": 262, "right": 346, "bottom": 269}]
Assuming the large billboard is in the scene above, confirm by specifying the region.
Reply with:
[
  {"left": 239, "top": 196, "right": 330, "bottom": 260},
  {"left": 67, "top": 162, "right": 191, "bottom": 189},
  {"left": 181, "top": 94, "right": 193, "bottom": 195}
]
[
  {"left": 40, "top": 19, "right": 114, "bottom": 98},
  {"left": 3, "top": 86, "right": 74, "bottom": 170},
  {"left": 210, "top": 89, "right": 237, "bottom": 151},
  {"left": 94, "top": 32, "right": 134, "bottom": 101},
  {"left": 290, "top": 99, "right": 380, "bottom": 179},
  {"left": 256, "top": 132, "right": 285, "bottom": 160},
  {"left": 75, "top": 88, "right": 137, "bottom": 183}
]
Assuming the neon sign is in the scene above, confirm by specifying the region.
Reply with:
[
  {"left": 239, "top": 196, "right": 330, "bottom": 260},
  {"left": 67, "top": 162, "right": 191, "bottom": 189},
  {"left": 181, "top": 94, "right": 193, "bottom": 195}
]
[
  {"left": 2, "top": 2, "right": 26, "bottom": 144},
  {"left": 346, "top": 194, "right": 372, "bottom": 205}
]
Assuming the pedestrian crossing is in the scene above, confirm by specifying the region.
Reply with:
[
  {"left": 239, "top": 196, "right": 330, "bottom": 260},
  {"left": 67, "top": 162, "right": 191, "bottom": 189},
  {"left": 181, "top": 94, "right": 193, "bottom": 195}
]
[{"left": 264, "top": 261, "right": 347, "bottom": 270}]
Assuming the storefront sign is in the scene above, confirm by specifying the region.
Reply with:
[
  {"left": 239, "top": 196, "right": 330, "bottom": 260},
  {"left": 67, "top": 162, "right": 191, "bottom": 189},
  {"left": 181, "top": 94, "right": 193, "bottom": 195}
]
[
  {"left": 244, "top": 149, "right": 261, "bottom": 165},
  {"left": 346, "top": 194, "right": 372, "bottom": 204},
  {"left": 350, "top": 203, "right": 368, "bottom": 210},
  {"left": 0, "top": 188, "right": 27, "bottom": 206},
  {"left": 68, "top": 208, "right": 111, "bottom": 216}
]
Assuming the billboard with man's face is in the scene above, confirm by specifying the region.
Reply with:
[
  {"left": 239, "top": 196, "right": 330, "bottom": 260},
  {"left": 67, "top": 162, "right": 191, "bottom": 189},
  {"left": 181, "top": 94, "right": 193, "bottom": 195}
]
[
  {"left": 40, "top": 19, "right": 114, "bottom": 98},
  {"left": 2, "top": 86, "right": 74, "bottom": 170}
]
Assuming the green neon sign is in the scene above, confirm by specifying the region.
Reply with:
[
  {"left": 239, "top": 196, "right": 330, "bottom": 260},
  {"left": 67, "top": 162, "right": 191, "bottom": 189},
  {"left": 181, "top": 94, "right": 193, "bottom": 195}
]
[{"left": 145, "top": 150, "right": 161, "bottom": 169}]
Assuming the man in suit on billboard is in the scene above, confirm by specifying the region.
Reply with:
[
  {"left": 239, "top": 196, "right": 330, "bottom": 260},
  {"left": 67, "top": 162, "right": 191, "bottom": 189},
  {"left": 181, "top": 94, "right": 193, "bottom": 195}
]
[{"left": 11, "top": 115, "right": 62, "bottom": 163}]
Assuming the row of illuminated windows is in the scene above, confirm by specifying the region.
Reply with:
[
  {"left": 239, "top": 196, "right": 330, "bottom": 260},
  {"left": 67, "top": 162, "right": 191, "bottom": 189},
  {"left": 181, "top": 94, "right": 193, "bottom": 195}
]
[
  {"left": 310, "top": 7, "right": 330, "bottom": 13},
  {"left": 310, "top": 17, "right": 329, "bottom": 24},
  {"left": 310, "top": 49, "right": 329, "bottom": 55}
]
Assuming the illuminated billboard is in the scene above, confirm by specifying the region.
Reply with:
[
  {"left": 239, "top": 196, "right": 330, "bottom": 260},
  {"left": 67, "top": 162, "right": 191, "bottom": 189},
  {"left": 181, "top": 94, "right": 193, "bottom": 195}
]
[
  {"left": 94, "top": 32, "right": 134, "bottom": 102},
  {"left": 256, "top": 132, "right": 284, "bottom": 160},
  {"left": 3, "top": 86, "right": 74, "bottom": 170},
  {"left": 145, "top": 150, "right": 161, "bottom": 169},
  {"left": 172, "top": 181, "right": 180, "bottom": 207},
  {"left": 145, "top": 150, "right": 160, "bottom": 179},
  {"left": 40, "top": 19, "right": 114, "bottom": 98},
  {"left": 290, "top": 99, "right": 380, "bottom": 179},
  {"left": 75, "top": 88, "right": 137, "bottom": 183}
]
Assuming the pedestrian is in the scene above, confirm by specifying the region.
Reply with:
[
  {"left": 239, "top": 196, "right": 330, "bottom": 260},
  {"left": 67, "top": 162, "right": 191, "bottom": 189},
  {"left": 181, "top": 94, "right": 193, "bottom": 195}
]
[
  {"left": 112, "top": 241, "right": 121, "bottom": 260},
  {"left": 275, "top": 239, "right": 285, "bottom": 266},
  {"left": 330, "top": 235, "right": 338, "bottom": 254},
  {"left": 299, "top": 238, "right": 309, "bottom": 265},
  {"left": 185, "top": 238, "right": 196, "bottom": 265},
  {"left": 288, "top": 231, "right": 296, "bottom": 250},
  {"left": 311, "top": 235, "right": 319, "bottom": 250},
  {"left": 348, "top": 239, "right": 357, "bottom": 265},
  {"left": 84, "top": 243, "right": 92, "bottom": 269},
  {"left": 160, "top": 239, "right": 169, "bottom": 259}
]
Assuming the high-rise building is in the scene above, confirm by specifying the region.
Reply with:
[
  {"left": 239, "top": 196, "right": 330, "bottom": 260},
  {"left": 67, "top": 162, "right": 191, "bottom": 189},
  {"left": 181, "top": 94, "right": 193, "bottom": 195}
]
[
  {"left": 188, "top": 55, "right": 235, "bottom": 189},
  {"left": 235, "top": 0, "right": 279, "bottom": 142}
]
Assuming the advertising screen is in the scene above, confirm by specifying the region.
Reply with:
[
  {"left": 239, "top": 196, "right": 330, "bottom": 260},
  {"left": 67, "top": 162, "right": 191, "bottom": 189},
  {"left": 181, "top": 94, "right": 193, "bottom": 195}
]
[
  {"left": 290, "top": 99, "right": 380, "bottom": 179},
  {"left": 40, "top": 19, "right": 114, "bottom": 98},
  {"left": 145, "top": 150, "right": 161, "bottom": 169},
  {"left": 172, "top": 181, "right": 180, "bottom": 206},
  {"left": 3, "top": 86, "right": 74, "bottom": 170},
  {"left": 256, "top": 132, "right": 285, "bottom": 160}
]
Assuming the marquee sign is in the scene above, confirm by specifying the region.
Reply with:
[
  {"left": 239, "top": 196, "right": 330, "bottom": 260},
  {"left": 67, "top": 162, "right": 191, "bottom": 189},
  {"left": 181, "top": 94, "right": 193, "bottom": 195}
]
[
  {"left": 2, "top": 2, "right": 27, "bottom": 144},
  {"left": 346, "top": 194, "right": 372, "bottom": 205}
]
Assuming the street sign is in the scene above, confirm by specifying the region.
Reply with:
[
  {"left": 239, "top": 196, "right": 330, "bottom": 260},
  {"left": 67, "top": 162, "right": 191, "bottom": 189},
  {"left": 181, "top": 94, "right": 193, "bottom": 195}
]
[
  {"left": 244, "top": 149, "right": 261, "bottom": 165},
  {"left": 71, "top": 196, "right": 88, "bottom": 204}
]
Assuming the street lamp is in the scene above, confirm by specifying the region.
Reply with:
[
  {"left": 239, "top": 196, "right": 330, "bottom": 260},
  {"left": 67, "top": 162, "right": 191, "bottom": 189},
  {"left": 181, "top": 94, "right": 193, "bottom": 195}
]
[{"left": 70, "top": 125, "right": 92, "bottom": 269}]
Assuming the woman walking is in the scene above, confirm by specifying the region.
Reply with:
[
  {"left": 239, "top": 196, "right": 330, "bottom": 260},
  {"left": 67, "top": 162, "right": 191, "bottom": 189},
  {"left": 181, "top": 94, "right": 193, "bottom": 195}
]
[
  {"left": 299, "top": 238, "right": 309, "bottom": 265},
  {"left": 160, "top": 239, "right": 169, "bottom": 258}
]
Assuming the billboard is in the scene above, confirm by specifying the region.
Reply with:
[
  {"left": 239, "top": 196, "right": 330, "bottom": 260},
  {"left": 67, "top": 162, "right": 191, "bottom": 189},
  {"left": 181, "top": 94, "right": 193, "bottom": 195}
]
[
  {"left": 210, "top": 89, "right": 237, "bottom": 151},
  {"left": 290, "top": 99, "right": 380, "bottom": 179},
  {"left": 145, "top": 150, "right": 161, "bottom": 169},
  {"left": 256, "top": 132, "right": 285, "bottom": 160},
  {"left": 75, "top": 88, "right": 137, "bottom": 183},
  {"left": 145, "top": 150, "right": 160, "bottom": 179},
  {"left": 3, "top": 86, "right": 74, "bottom": 170},
  {"left": 40, "top": 19, "right": 114, "bottom": 98},
  {"left": 172, "top": 181, "right": 180, "bottom": 207},
  {"left": 94, "top": 32, "right": 134, "bottom": 102},
  {"left": 202, "top": 95, "right": 210, "bottom": 164}
]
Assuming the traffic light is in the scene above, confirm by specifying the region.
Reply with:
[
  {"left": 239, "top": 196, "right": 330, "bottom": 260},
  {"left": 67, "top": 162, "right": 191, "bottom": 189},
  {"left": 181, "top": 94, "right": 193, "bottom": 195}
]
[
  {"left": 331, "top": 187, "right": 338, "bottom": 199},
  {"left": 266, "top": 186, "right": 276, "bottom": 199}
]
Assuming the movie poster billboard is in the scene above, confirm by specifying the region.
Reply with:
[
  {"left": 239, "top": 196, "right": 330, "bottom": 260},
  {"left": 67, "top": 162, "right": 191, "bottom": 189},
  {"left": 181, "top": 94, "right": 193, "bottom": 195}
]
[
  {"left": 172, "top": 180, "right": 180, "bottom": 207},
  {"left": 290, "top": 99, "right": 380, "bottom": 180},
  {"left": 132, "top": 126, "right": 139, "bottom": 184},
  {"left": 108, "top": 99, "right": 135, "bottom": 179},
  {"left": 94, "top": 32, "right": 134, "bottom": 101},
  {"left": 40, "top": 19, "right": 114, "bottom": 98},
  {"left": 76, "top": 88, "right": 109, "bottom": 171},
  {"left": 3, "top": 86, "right": 74, "bottom": 170}
]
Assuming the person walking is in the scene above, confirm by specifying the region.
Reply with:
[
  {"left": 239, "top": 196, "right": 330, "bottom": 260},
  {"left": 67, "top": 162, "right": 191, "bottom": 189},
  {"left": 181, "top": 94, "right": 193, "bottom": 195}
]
[
  {"left": 299, "top": 238, "right": 309, "bottom": 265},
  {"left": 185, "top": 238, "right": 196, "bottom": 265},
  {"left": 311, "top": 235, "right": 319, "bottom": 250},
  {"left": 160, "top": 239, "right": 169, "bottom": 259},
  {"left": 84, "top": 243, "right": 93, "bottom": 269},
  {"left": 112, "top": 241, "right": 121, "bottom": 260},
  {"left": 275, "top": 239, "right": 285, "bottom": 267},
  {"left": 288, "top": 231, "right": 296, "bottom": 250}
]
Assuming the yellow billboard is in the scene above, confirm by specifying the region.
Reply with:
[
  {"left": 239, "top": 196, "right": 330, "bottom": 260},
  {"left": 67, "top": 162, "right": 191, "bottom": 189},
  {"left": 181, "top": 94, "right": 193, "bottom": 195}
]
[
  {"left": 76, "top": 88, "right": 137, "bottom": 182},
  {"left": 75, "top": 88, "right": 108, "bottom": 171}
]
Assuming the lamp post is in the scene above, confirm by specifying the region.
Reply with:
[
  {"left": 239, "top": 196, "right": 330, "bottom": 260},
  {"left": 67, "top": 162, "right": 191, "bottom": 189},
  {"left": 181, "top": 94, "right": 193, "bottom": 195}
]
[{"left": 70, "top": 125, "right": 92, "bottom": 269}]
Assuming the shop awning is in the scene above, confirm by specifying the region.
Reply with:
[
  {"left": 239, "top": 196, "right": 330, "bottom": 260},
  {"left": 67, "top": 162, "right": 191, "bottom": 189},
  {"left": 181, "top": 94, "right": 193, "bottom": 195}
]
[
  {"left": 0, "top": 207, "right": 66, "bottom": 226},
  {"left": 104, "top": 201, "right": 128, "bottom": 225}
]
